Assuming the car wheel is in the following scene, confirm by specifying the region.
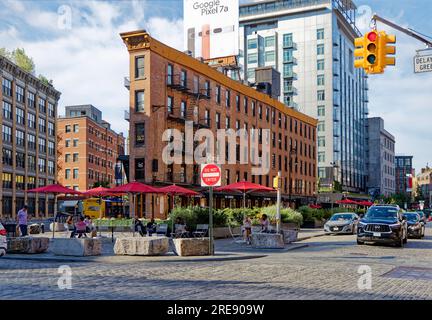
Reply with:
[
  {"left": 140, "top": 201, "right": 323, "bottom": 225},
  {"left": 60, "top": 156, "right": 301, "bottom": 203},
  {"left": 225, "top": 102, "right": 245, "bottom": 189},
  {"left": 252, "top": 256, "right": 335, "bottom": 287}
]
[{"left": 357, "top": 239, "right": 364, "bottom": 245}]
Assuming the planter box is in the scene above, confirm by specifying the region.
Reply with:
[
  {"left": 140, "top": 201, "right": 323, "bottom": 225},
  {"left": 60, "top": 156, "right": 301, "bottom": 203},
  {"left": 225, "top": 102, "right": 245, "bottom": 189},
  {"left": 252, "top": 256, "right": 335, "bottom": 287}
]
[
  {"left": 302, "top": 219, "right": 325, "bottom": 229},
  {"left": 213, "top": 227, "right": 241, "bottom": 239},
  {"left": 282, "top": 230, "right": 298, "bottom": 244},
  {"left": 281, "top": 223, "right": 299, "bottom": 230},
  {"left": 251, "top": 233, "right": 284, "bottom": 249},
  {"left": 7, "top": 237, "right": 49, "bottom": 254},
  {"left": 51, "top": 238, "right": 102, "bottom": 256},
  {"left": 172, "top": 238, "right": 212, "bottom": 256},
  {"left": 114, "top": 237, "right": 169, "bottom": 256}
]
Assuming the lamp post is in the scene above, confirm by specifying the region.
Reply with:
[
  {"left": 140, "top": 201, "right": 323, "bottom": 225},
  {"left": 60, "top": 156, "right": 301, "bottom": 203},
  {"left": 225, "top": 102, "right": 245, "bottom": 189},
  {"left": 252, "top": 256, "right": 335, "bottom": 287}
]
[{"left": 288, "top": 146, "right": 298, "bottom": 208}]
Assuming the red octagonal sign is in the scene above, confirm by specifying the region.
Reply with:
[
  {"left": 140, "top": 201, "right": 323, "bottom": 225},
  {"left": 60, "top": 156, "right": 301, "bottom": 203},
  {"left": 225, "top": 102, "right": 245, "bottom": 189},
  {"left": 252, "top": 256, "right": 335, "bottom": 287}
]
[{"left": 201, "top": 164, "right": 222, "bottom": 187}]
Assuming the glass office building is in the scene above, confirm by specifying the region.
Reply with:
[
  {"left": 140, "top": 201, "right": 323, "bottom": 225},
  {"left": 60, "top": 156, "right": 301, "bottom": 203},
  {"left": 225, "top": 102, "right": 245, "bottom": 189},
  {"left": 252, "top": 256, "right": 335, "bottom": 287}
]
[{"left": 238, "top": 0, "right": 368, "bottom": 193}]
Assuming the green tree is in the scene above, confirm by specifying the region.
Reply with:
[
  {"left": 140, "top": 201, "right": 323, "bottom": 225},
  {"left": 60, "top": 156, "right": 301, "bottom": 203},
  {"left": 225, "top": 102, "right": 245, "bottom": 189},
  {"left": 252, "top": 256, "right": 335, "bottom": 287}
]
[
  {"left": 38, "top": 74, "right": 53, "bottom": 86},
  {"left": 92, "top": 181, "right": 110, "bottom": 188},
  {"left": 0, "top": 47, "right": 11, "bottom": 59},
  {"left": 415, "top": 185, "right": 424, "bottom": 202},
  {"left": 11, "top": 48, "right": 35, "bottom": 73}
]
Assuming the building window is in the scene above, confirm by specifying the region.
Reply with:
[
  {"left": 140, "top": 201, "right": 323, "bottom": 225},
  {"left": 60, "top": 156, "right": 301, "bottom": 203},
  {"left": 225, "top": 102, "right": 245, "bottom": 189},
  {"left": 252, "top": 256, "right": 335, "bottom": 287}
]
[
  {"left": 2, "top": 148, "right": 13, "bottom": 166},
  {"left": 28, "top": 155, "right": 36, "bottom": 172},
  {"left": 248, "top": 53, "right": 258, "bottom": 64},
  {"left": 38, "top": 138, "right": 46, "bottom": 153},
  {"left": 135, "top": 56, "right": 145, "bottom": 78},
  {"left": 2, "top": 125, "right": 12, "bottom": 143},
  {"left": 317, "top": 44, "right": 324, "bottom": 55},
  {"left": 135, "top": 90, "right": 145, "bottom": 112},
  {"left": 180, "top": 70, "right": 187, "bottom": 87},
  {"left": 39, "top": 98, "right": 46, "bottom": 113},
  {"left": 317, "top": 121, "right": 325, "bottom": 132},
  {"left": 27, "top": 92, "right": 35, "bottom": 108},
  {"left": 205, "top": 109, "right": 211, "bottom": 126},
  {"left": 318, "top": 152, "right": 325, "bottom": 163},
  {"left": 48, "top": 102, "right": 55, "bottom": 117},
  {"left": 73, "top": 153, "right": 79, "bottom": 162},
  {"left": 317, "top": 105, "right": 325, "bottom": 117},
  {"left": 258, "top": 105, "right": 262, "bottom": 119},
  {"left": 318, "top": 136, "right": 326, "bottom": 147},
  {"left": 16, "top": 85, "right": 25, "bottom": 103},
  {"left": 28, "top": 113, "right": 36, "bottom": 128},
  {"left": 180, "top": 100, "right": 186, "bottom": 118},
  {"left": 247, "top": 38, "right": 258, "bottom": 50},
  {"left": 135, "top": 158, "right": 145, "bottom": 180},
  {"left": 215, "top": 85, "right": 221, "bottom": 104},
  {"left": 2, "top": 78, "right": 12, "bottom": 96},
  {"left": 244, "top": 97, "right": 248, "bottom": 114},
  {"left": 225, "top": 116, "right": 230, "bottom": 129},
  {"left": 65, "top": 125, "right": 71, "bottom": 133},
  {"left": 48, "top": 161, "right": 55, "bottom": 175},
  {"left": 135, "top": 123, "right": 145, "bottom": 147},
  {"left": 283, "top": 64, "right": 293, "bottom": 77},
  {"left": 283, "top": 49, "right": 293, "bottom": 63},
  {"left": 48, "top": 122, "right": 55, "bottom": 136},
  {"left": 38, "top": 158, "right": 46, "bottom": 173},
  {"left": 283, "top": 33, "right": 293, "bottom": 47},
  {"left": 48, "top": 141, "right": 55, "bottom": 156},
  {"left": 72, "top": 139, "right": 78, "bottom": 147},
  {"left": 216, "top": 113, "right": 221, "bottom": 129},
  {"left": 73, "top": 124, "right": 79, "bottom": 133},
  {"left": 317, "top": 28, "right": 324, "bottom": 40},
  {"left": 16, "top": 130, "right": 25, "bottom": 147},
  {"left": 204, "top": 80, "right": 210, "bottom": 97},
  {"left": 265, "top": 51, "right": 275, "bottom": 62},
  {"left": 39, "top": 117, "right": 46, "bottom": 133},
  {"left": 167, "top": 64, "right": 173, "bottom": 85},
  {"left": 265, "top": 36, "right": 275, "bottom": 47},
  {"left": 73, "top": 168, "right": 79, "bottom": 179},
  {"left": 167, "top": 96, "right": 174, "bottom": 114},
  {"left": 317, "top": 90, "right": 325, "bottom": 101},
  {"left": 28, "top": 134, "right": 36, "bottom": 150},
  {"left": 2, "top": 101, "right": 12, "bottom": 120},
  {"left": 2, "top": 173, "right": 12, "bottom": 189},
  {"left": 193, "top": 75, "right": 199, "bottom": 94},
  {"left": 317, "top": 74, "right": 325, "bottom": 86},
  {"left": 247, "top": 68, "right": 255, "bottom": 79},
  {"left": 317, "top": 59, "right": 325, "bottom": 70},
  {"left": 236, "top": 95, "right": 240, "bottom": 111}
]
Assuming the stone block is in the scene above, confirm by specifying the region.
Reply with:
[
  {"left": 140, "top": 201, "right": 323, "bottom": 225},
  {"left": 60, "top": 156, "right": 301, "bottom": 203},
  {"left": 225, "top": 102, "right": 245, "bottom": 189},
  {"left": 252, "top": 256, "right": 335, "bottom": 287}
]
[
  {"left": 51, "top": 238, "right": 102, "bottom": 256},
  {"left": 282, "top": 229, "right": 298, "bottom": 244},
  {"left": 29, "top": 224, "right": 41, "bottom": 235},
  {"left": 114, "top": 237, "right": 169, "bottom": 256},
  {"left": 173, "top": 238, "right": 211, "bottom": 256},
  {"left": 49, "top": 222, "right": 66, "bottom": 232},
  {"left": 7, "top": 237, "right": 49, "bottom": 254},
  {"left": 251, "top": 233, "right": 284, "bottom": 249}
]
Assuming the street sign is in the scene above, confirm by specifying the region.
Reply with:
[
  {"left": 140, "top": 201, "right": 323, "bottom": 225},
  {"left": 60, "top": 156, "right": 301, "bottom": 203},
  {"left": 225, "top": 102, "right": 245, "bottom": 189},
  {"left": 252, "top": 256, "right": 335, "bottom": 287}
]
[
  {"left": 200, "top": 163, "right": 221, "bottom": 187},
  {"left": 414, "top": 53, "right": 432, "bottom": 73}
]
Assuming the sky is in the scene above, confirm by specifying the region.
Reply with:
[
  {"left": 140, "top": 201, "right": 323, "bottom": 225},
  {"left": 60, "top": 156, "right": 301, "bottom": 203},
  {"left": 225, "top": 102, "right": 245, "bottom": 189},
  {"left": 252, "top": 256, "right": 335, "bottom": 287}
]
[{"left": 0, "top": 0, "right": 431, "bottom": 172}]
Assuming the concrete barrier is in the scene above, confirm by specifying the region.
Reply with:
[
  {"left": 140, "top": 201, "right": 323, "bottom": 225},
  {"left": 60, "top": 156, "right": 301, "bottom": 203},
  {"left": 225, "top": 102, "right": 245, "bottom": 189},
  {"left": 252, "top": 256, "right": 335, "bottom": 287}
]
[
  {"left": 7, "top": 237, "right": 49, "bottom": 254},
  {"left": 51, "top": 238, "right": 102, "bottom": 256},
  {"left": 282, "top": 229, "right": 298, "bottom": 244},
  {"left": 172, "top": 238, "right": 211, "bottom": 256},
  {"left": 114, "top": 237, "right": 169, "bottom": 256},
  {"left": 251, "top": 233, "right": 284, "bottom": 249}
]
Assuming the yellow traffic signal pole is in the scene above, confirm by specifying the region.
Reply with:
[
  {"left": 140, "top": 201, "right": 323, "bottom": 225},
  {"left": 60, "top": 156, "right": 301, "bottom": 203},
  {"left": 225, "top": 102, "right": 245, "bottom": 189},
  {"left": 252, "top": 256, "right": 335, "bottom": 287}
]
[{"left": 372, "top": 14, "right": 432, "bottom": 48}]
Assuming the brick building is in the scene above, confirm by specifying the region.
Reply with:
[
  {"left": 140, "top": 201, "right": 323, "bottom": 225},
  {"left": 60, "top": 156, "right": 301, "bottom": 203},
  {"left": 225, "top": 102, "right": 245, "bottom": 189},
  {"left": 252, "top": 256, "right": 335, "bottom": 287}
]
[
  {"left": 1, "top": 56, "right": 60, "bottom": 218},
  {"left": 57, "top": 105, "right": 125, "bottom": 191},
  {"left": 395, "top": 155, "right": 415, "bottom": 197},
  {"left": 120, "top": 30, "right": 318, "bottom": 218}
]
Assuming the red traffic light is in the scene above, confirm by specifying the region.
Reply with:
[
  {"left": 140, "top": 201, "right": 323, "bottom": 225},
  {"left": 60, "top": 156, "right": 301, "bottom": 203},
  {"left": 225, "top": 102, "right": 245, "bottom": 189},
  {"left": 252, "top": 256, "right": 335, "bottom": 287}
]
[{"left": 367, "top": 32, "right": 377, "bottom": 42}]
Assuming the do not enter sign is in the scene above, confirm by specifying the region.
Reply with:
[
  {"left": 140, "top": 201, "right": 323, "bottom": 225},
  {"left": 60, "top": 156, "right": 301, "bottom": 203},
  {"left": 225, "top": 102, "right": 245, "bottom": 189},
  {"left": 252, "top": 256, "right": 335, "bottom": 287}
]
[{"left": 201, "top": 164, "right": 221, "bottom": 187}]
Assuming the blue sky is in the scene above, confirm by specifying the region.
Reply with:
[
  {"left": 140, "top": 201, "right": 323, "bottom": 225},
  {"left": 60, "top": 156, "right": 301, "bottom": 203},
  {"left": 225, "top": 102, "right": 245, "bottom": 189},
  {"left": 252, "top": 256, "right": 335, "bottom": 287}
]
[{"left": 0, "top": 0, "right": 431, "bottom": 172}]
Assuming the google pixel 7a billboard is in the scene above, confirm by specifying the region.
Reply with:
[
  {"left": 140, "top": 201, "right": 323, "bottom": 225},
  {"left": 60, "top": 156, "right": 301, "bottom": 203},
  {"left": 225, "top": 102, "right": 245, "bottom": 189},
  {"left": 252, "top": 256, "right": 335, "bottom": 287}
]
[{"left": 184, "top": 0, "right": 239, "bottom": 60}]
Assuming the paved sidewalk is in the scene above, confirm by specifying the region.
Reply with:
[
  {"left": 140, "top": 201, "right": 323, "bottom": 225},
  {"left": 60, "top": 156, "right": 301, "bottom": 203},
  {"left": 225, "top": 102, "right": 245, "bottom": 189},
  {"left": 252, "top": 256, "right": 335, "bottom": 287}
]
[{"left": 297, "top": 228, "right": 326, "bottom": 241}]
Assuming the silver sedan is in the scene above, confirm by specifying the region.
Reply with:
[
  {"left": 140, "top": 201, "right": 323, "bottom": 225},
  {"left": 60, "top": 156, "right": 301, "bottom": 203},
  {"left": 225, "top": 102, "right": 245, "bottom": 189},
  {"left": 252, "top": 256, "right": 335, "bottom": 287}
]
[{"left": 324, "top": 213, "right": 359, "bottom": 235}]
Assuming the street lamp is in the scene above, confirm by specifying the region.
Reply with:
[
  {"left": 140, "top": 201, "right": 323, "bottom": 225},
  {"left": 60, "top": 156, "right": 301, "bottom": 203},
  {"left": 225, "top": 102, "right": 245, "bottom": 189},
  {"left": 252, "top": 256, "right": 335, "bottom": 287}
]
[{"left": 288, "top": 146, "right": 298, "bottom": 208}]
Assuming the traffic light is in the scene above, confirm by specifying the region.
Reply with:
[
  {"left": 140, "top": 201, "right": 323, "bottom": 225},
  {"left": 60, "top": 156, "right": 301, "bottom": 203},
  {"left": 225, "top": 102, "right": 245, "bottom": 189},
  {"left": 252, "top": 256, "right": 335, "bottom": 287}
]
[
  {"left": 273, "top": 176, "right": 281, "bottom": 189},
  {"left": 379, "top": 31, "right": 396, "bottom": 68},
  {"left": 354, "top": 30, "right": 396, "bottom": 74}
]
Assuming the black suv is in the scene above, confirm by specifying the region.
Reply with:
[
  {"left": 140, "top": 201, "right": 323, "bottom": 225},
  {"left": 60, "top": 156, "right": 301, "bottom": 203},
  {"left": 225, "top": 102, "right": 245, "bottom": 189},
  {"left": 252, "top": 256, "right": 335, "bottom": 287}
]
[{"left": 357, "top": 205, "right": 408, "bottom": 247}]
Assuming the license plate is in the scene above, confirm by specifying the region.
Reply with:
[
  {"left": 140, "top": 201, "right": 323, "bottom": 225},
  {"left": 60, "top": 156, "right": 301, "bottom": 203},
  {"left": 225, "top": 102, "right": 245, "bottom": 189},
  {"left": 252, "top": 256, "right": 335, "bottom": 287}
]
[
  {"left": 333, "top": 227, "right": 339, "bottom": 231},
  {"left": 373, "top": 232, "right": 381, "bottom": 237}
]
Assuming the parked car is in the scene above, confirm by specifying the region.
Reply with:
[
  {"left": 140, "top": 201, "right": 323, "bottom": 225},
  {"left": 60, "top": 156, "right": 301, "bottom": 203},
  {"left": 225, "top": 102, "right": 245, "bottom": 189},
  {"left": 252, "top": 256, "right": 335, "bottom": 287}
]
[
  {"left": 0, "top": 222, "right": 7, "bottom": 257},
  {"left": 324, "top": 213, "right": 359, "bottom": 234},
  {"left": 357, "top": 205, "right": 408, "bottom": 247},
  {"left": 405, "top": 212, "right": 426, "bottom": 239},
  {"left": 416, "top": 211, "right": 428, "bottom": 224}
]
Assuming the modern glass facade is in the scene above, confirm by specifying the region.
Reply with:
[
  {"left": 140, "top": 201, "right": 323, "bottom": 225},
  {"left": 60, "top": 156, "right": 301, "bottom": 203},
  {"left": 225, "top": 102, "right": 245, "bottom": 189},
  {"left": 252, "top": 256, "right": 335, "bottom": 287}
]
[{"left": 238, "top": 0, "right": 367, "bottom": 193}]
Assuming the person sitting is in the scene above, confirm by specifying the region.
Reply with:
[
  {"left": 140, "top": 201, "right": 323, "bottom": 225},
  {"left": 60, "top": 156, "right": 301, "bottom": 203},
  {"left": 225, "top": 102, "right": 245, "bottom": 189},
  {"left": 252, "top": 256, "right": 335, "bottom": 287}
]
[
  {"left": 146, "top": 218, "right": 157, "bottom": 236},
  {"left": 134, "top": 217, "right": 146, "bottom": 237},
  {"left": 172, "top": 217, "right": 188, "bottom": 238},
  {"left": 75, "top": 216, "right": 88, "bottom": 238},
  {"left": 66, "top": 215, "right": 76, "bottom": 238},
  {"left": 260, "top": 214, "right": 270, "bottom": 233}
]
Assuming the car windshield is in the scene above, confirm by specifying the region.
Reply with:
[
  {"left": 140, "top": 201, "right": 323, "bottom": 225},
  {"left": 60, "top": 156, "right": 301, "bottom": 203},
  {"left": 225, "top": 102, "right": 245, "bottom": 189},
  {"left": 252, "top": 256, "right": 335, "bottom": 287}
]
[
  {"left": 365, "top": 207, "right": 398, "bottom": 220},
  {"left": 405, "top": 213, "right": 419, "bottom": 222},
  {"left": 330, "top": 214, "right": 353, "bottom": 221}
]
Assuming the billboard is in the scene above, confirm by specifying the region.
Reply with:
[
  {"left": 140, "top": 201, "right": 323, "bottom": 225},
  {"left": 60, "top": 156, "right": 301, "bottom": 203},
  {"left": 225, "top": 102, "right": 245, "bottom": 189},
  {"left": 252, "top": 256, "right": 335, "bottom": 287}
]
[{"left": 184, "top": 0, "right": 239, "bottom": 60}]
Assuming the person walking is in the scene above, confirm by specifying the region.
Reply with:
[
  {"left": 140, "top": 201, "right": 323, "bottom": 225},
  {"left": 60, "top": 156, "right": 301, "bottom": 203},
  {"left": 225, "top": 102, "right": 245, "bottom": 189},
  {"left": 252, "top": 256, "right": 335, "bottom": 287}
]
[{"left": 17, "top": 205, "right": 29, "bottom": 237}]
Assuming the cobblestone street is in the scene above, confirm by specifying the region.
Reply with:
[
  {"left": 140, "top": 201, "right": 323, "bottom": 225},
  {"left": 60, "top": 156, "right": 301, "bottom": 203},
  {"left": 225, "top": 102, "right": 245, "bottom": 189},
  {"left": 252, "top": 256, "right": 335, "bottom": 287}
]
[{"left": 1, "top": 226, "right": 431, "bottom": 300}]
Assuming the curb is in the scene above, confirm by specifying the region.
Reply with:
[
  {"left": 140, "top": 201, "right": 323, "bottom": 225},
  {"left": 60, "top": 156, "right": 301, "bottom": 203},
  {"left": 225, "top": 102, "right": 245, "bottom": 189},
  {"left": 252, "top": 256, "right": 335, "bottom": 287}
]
[
  {"left": 2, "top": 253, "right": 267, "bottom": 264},
  {"left": 296, "top": 233, "right": 327, "bottom": 242}
]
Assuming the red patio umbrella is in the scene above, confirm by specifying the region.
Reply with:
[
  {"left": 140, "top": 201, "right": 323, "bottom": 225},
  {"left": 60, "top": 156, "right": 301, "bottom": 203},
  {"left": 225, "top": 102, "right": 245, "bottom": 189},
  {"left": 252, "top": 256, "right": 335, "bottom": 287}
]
[
  {"left": 110, "top": 182, "right": 158, "bottom": 218},
  {"left": 309, "top": 204, "right": 322, "bottom": 209},
  {"left": 336, "top": 199, "right": 358, "bottom": 205},
  {"left": 27, "top": 184, "right": 82, "bottom": 238},
  {"left": 357, "top": 200, "right": 374, "bottom": 207},
  {"left": 215, "top": 181, "right": 274, "bottom": 219}
]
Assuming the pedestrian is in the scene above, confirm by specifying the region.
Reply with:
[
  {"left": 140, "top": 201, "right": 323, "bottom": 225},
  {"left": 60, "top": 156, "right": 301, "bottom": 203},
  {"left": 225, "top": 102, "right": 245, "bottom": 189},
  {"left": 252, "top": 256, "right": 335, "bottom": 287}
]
[
  {"left": 146, "top": 218, "right": 157, "bottom": 236},
  {"left": 243, "top": 216, "right": 252, "bottom": 244},
  {"left": 260, "top": 214, "right": 270, "bottom": 233},
  {"left": 75, "top": 216, "right": 87, "bottom": 238},
  {"left": 66, "top": 215, "right": 76, "bottom": 238},
  {"left": 16, "top": 205, "right": 29, "bottom": 237},
  {"left": 134, "top": 217, "right": 146, "bottom": 237}
]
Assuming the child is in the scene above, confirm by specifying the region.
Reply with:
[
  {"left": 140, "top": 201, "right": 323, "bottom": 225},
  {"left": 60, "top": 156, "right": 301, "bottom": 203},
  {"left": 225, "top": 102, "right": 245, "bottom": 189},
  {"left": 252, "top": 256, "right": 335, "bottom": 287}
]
[{"left": 243, "top": 216, "right": 252, "bottom": 244}]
